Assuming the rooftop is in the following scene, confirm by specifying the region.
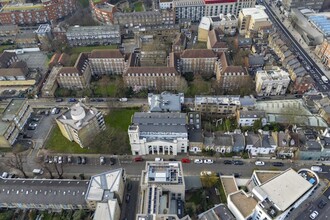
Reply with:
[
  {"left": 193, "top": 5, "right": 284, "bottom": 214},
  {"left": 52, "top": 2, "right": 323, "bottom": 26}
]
[
  {"left": 229, "top": 190, "right": 257, "bottom": 218},
  {"left": 198, "top": 204, "right": 235, "bottom": 220},
  {"left": 2, "top": 99, "right": 26, "bottom": 121},
  {"left": 181, "top": 49, "right": 217, "bottom": 59},
  {"left": 239, "top": 110, "right": 265, "bottom": 119},
  {"left": 241, "top": 6, "right": 269, "bottom": 20},
  {"left": 145, "top": 162, "right": 184, "bottom": 184},
  {"left": 89, "top": 49, "right": 123, "bottom": 59},
  {"left": 35, "top": 24, "right": 51, "bottom": 34},
  {"left": 0, "top": 177, "right": 89, "bottom": 207},
  {"left": 254, "top": 170, "right": 282, "bottom": 184},
  {"left": 195, "top": 95, "right": 240, "bottom": 105},
  {"left": 148, "top": 92, "right": 183, "bottom": 112},
  {"left": 221, "top": 176, "right": 238, "bottom": 197}
]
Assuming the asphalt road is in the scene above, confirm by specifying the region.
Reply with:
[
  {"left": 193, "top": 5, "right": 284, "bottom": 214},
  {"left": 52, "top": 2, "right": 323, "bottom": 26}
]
[{"left": 261, "top": 0, "right": 330, "bottom": 93}]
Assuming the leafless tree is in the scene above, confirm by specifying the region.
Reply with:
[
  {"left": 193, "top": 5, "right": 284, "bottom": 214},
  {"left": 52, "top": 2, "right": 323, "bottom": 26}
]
[
  {"left": 53, "top": 163, "right": 64, "bottom": 179},
  {"left": 6, "top": 153, "right": 28, "bottom": 178},
  {"left": 34, "top": 156, "right": 54, "bottom": 179}
]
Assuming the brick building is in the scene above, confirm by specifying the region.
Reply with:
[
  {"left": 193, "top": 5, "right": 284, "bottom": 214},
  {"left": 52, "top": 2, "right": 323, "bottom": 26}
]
[{"left": 89, "top": 49, "right": 126, "bottom": 75}]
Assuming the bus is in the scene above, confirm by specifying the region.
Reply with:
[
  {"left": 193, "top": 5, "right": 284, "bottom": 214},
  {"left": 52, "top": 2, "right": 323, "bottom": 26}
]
[{"left": 321, "top": 76, "right": 329, "bottom": 83}]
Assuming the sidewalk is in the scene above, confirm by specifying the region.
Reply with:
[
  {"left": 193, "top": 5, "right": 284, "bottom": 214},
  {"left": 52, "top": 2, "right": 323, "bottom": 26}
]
[{"left": 267, "top": 1, "right": 330, "bottom": 77}]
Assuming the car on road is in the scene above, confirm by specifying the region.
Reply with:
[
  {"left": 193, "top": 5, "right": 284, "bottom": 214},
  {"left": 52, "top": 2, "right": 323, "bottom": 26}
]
[
  {"left": 181, "top": 158, "right": 190, "bottom": 163},
  {"left": 204, "top": 159, "right": 214, "bottom": 164},
  {"left": 127, "top": 181, "right": 132, "bottom": 191},
  {"left": 272, "top": 162, "right": 284, "bottom": 167},
  {"left": 110, "top": 158, "right": 116, "bottom": 165},
  {"left": 194, "top": 159, "right": 203, "bottom": 164},
  {"left": 233, "top": 160, "right": 244, "bottom": 165},
  {"left": 100, "top": 156, "right": 105, "bottom": 165},
  {"left": 318, "top": 200, "right": 327, "bottom": 209},
  {"left": 44, "top": 155, "right": 49, "bottom": 163},
  {"left": 134, "top": 156, "right": 143, "bottom": 162},
  {"left": 125, "top": 194, "right": 130, "bottom": 203},
  {"left": 309, "top": 210, "right": 318, "bottom": 219},
  {"left": 27, "top": 126, "right": 36, "bottom": 130},
  {"left": 233, "top": 173, "right": 240, "bottom": 178},
  {"left": 81, "top": 156, "right": 86, "bottom": 164},
  {"left": 96, "top": 98, "right": 104, "bottom": 102},
  {"left": 29, "top": 122, "right": 38, "bottom": 127},
  {"left": 55, "top": 98, "right": 63, "bottom": 102},
  {"left": 67, "top": 156, "right": 72, "bottom": 163},
  {"left": 77, "top": 156, "right": 82, "bottom": 164},
  {"left": 224, "top": 160, "right": 232, "bottom": 165},
  {"left": 255, "top": 161, "right": 265, "bottom": 166}
]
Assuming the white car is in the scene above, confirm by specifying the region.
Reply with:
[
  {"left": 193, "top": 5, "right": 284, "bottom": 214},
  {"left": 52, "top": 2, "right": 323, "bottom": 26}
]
[
  {"left": 255, "top": 161, "right": 265, "bottom": 166},
  {"left": 200, "top": 171, "right": 213, "bottom": 176},
  {"left": 204, "top": 159, "right": 214, "bottom": 164},
  {"left": 310, "top": 211, "right": 318, "bottom": 219},
  {"left": 194, "top": 159, "right": 203, "bottom": 164}
]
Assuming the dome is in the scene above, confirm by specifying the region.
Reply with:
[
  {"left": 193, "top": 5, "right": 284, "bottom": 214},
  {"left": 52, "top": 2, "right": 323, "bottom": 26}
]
[{"left": 70, "top": 103, "right": 86, "bottom": 121}]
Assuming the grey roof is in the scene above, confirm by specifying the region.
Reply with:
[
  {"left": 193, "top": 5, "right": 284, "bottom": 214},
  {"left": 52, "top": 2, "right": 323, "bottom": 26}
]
[
  {"left": 1, "top": 99, "right": 26, "bottom": 121},
  {"left": 246, "top": 133, "right": 261, "bottom": 147},
  {"left": 184, "top": 176, "right": 202, "bottom": 191},
  {"left": 139, "top": 124, "right": 187, "bottom": 133},
  {"left": 198, "top": 204, "right": 235, "bottom": 220},
  {"left": 148, "top": 92, "right": 183, "bottom": 112},
  {"left": 301, "top": 140, "right": 322, "bottom": 151},
  {"left": 261, "top": 134, "right": 276, "bottom": 148},
  {"left": 214, "top": 133, "right": 233, "bottom": 146},
  {"left": 189, "top": 129, "right": 203, "bottom": 142},
  {"left": 239, "top": 96, "right": 256, "bottom": 107},
  {"left": 132, "top": 112, "right": 186, "bottom": 125},
  {"left": 0, "top": 178, "right": 89, "bottom": 208},
  {"left": 233, "top": 134, "right": 245, "bottom": 147},
  {"left": 248, "top": 55, "right": 264, "bottom": 66}
]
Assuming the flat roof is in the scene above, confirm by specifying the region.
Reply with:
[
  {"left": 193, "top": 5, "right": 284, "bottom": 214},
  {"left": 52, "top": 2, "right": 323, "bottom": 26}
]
[
  {"left": 221, "top": 176, "right": 238, "bottom": 197},
  {"left": 229, "top": 190, "right": 257, "bottom": 218},
  {"left": 254, "top": 170, "right": 282, "bottom": 184},
  {"left": 0, "top": 178, "right": 89, "bottom": 207},
  {"left": 259, "top": 169, "right": 313, "bottom": 211},
  {"left": 2, "top": 99, "right": 26, "bottom": 121}
]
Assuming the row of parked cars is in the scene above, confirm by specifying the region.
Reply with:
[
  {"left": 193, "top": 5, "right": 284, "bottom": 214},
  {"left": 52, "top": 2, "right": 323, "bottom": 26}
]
[{"left": 44, "top": 155, "right": 87, "bottom": 164}]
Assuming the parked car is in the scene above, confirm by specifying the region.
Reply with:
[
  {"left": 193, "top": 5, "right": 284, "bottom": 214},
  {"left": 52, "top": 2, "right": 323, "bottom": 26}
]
[
  {"left": 100, "top": 156, "right": 105, "bottom": 165},
  {"left": 77, "top": 156, "right": 82, "bottom": 164},
  {"left": 204, "top": 159, "right": 214, "bottom": 164},
  {"left": 1, "top": 172, "right": 9, "bottom": 178},
  {"left": 125, "top": 194, "right": 130, "bottom": 203},
  {"left": 224, "top": 160, "right": 232, "bottom": 165},
  {"left": 318, "top": 200, "right": 327, "bottom": 209},
  {"left": 181, "top": 158, "right": 190, "bottom": 163},
  {"left": 200, "top": 171, "right": 212, "bottom": 176},
  {"left": 272, "top": 162, "right": 284, "bottom": 167},
  {"left": 127, "top": 181, "right": 132, "bottom": 191},
  {"left": 194, "top": 159, "right": 203, "bottom": 164},
  {"left": 109, "top": 158, "right": 116, "bottom": 165},
  {"left": 169, "top": 158, "right": 177, "bottom": 161},
  {"left": 255, "top": 161, "right": 265, "bottom": 166},
  {"left": 81, "top": 156, "right": 86, "bottom": 164},
  {"left": 55, "top": 108, "right": 60, "bottom": 114},
  {"left": 68, "top": 98, "right": 77, "bottom": 102},
  {"left": 233, "top": 160, "right": 244, "bottom": 165},
  {"left": 311, "top": 166, "right": 322, "bottom": 172},
  {"left": 134, "top": 156, "right": 143, "bottom": 162},
  {"left": 31, "top": 117, "right": 40, "bottom": 122},
  {"left": 27, "top": 126, "right": 36, "bottom": 130},
  {"left": 29, "top": 122, "right": 38, "bottom": 127},
  {"left": 310, "top": 211, "right": 318, "bottom": 219},
  {"left": 155, "top": 157, "right": 163, "bottom": 162},
  {"left": 44, "top": 155, "right": 49, "bottom": 163},
  {"left": 55, "top": 98, "right": 63, "bottom": 102},
  {"left": 53, "top": 156, "right": 58, "bottom": 163},
  {"left": 233, "top": 173, "right": 240, "bottom": 178},
  {"left": 23, "top": 134, "right": 32, "bottom": 139},
  {"left": 58, "top": 156, "right": 63, "bottom": 164},
  {"left": 67, "top": 156, "right": 72, "bottom": 163}
]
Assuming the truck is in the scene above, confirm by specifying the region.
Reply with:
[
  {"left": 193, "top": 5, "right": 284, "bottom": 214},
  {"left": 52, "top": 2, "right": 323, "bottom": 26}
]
[
  {"left": 321, "top": 76, "right": 329, "bottom": 83},
  {"left": 119, "top": 98, "right": 128, "bottom": 102},
  {"left": 32, "top": 169, "right": 44, "bottom": 175}
]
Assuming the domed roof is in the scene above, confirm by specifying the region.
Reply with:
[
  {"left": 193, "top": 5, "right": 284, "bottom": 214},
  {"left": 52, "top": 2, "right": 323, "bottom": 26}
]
[{"left": 70, "top": 103, "right": 86, "bottom": 121}]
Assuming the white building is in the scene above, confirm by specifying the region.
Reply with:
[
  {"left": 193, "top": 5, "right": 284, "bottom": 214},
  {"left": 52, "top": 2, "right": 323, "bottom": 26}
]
[
  {"left": 148, "top": 92, "right": 184, "bottom": 112},
  {"left": 209, "top": 14, "right": 238, "bottom": 35},
  {"left": 228, "top": 168, "right": 319, "bottom": 220},
  {"left": 85, "top": 169, "right": 126, "bottom": 220},
  {"left": 237, "top": 110, "right": 266, "bottom": 127},
  {"left": 136, "top": 161, "right": 190, "bottom": 220},
  {"left": 159, "top": 0, "right": 173, "bottom": 9},
  {"left": 255, "top": 67, "right": 290, "bottom": 96},
  {"left": 173, "top": 0, "right": 205, "bottom": 22},
  {"left": 128, "top": 112, "right": 188, "bottom": 155}
]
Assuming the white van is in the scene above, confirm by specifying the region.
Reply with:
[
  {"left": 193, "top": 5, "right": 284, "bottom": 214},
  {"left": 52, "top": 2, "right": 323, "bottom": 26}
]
[
  {"left": 32, "top": 169, "right": 44, "bottom": 175},
  {"left": 311, "top": 166, "right": 322, "bottom": 172}
]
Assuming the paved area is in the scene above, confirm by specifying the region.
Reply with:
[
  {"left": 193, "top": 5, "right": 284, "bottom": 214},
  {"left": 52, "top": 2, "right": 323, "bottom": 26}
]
[{"left": 17, "top": 52, "right": 48, "bottom": 71}]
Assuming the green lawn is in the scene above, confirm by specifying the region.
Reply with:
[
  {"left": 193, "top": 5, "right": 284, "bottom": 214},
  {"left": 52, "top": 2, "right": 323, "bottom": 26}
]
[
  {"left": 45, "top": 126, "right": 91, "bottom": 154},
  {"left": 104, "top": 108, "right": 138, "bottom": 131},
  {"left": 134, "top": 2, "right": 144, "bottom": 12},
  {"left": 93, "top": 81, "right": 116, "bottom": 97},
  {"left": 79, "top": 0, "right": 90, "bottom": 7},
  {"left": 69, "top": 45, "right": 118, "bottom": 54},
  {"left": 0, "top": 45, "right": 15, "bottom": 52}
]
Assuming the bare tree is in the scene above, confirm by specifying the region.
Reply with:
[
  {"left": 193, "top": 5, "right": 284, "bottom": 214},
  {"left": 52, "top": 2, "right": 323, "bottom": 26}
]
[
  {"left": 34, "top": 156, "right": 54, "bottom": 179},
  {"left": 6, "top": 153, "right": 28, "bottom": 178},
  {"left": 53, "top": 163, "right": 64, "bottom": 179}
]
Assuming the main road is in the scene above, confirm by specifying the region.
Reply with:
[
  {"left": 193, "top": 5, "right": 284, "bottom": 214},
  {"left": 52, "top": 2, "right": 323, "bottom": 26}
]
[{"left": 261, "top": 0, "right": 330, "bottom": 93}]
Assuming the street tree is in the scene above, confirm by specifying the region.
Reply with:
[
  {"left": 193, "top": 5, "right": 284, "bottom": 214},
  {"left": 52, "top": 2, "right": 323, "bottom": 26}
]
[
  {"left": 34, "top": 156, "right": 54, "bottom": 179},
  {"left": 6, "top": 153, "right": 28, "bottom": 178},
  {"left": 54, "top": 163, "right": 64, "bottom": 179}
]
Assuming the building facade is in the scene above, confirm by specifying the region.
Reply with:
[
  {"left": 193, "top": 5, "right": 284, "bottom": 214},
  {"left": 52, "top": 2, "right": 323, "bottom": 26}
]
[
  {"left": 90, "top": 0, "right": 117, "bottom": 24},
  {"left": 89, "top": 49, "right": 126, "bottom": 75},
  {"left": 57, "top": 53, "right": 91, "bottom": 89},
  {"left": 114, "top": 11, "right": 165, "bottom": 27},
  {"left": 0, "top": 99, "right": 33, "bottom": 147},
  {"left": 315, "top": 39, "right": 330, "bottom": 70},
  {"left": 179, "top": 49, "right": 219, "bottom": 74},
  {"left": 255, "top": 68, "right": 290, "bottom": 96},
  {"left": 282, "top": 0, "right": 324, "bottom": 11},
  {"left": 56, "top": 102, "right": 105, "bottom": 148},
  {"left": 35, "top": 24, "right": 52, "bottom": 51},
  {"left": 65, "top": 25, "right": 121, "bottom": 47},
  {"left": 237, "top": 110, "right": 267, "bottom": 127},
  {"left": 128, "top": 112, "right": 188, "bottom": 155},
  {"left": 0, "top": 0, "right": 76, "bottom": 25}
]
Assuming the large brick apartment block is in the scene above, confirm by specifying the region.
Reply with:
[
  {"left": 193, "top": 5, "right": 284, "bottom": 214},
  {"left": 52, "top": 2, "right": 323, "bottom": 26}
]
[{"left": 0, "top": 0, "right": 76, "bottom": 25}]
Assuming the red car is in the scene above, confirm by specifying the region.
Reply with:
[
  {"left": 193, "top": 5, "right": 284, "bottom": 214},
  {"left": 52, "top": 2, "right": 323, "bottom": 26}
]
[
  {"left": 181, "top": 158, "right": 191, "bottom": 163},
  {"left": 134, "top": 156, "right": 143, "bottom": 162}
]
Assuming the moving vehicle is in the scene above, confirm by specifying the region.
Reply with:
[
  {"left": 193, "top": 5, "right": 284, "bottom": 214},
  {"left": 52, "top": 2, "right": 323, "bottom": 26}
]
[
  {"left": 194, "top": 159, "right": 203, "bottom": 164},
  {"left": 311, "top": 166, "right": 322, "bottom": 172},
  {"left": 125, "top": 194, "right": 131, "bottom": 203},
  {"left": 321, "top": 76, "right": 329, "bottom": 83},
  {"left": 119, "top": 98, "right": 128, "bottom": 102},
  {"left": 32, "top": 169, "right": 43, "bottom": 175},
  {"left": 255, "top": 161, "right": 265, "bottom": 166},
  {"left": 204, "top": 159, "right": 214, "bottom": 164},
  {"left": 310, "top": 210, "right": 318, "bottom": 219}
]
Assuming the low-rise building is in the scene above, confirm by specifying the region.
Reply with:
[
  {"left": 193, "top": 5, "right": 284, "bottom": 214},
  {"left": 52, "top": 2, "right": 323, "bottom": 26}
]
[
  {"left": 41, "top": 66, "right": 60, "bottom": 97},
  {"left": 198, "top": 17, "right": 211, "bottom": 42},
  {"left": 237, "top": 110, "right": 266, "bottom": 127},
  {"left": 198, "top": 204, "right": 235, "bottom": 220},
  {"left": 86, "top": 169, "right": 125, "bottom": 220},
  {"left": 57, "top": 53, "right": 91, "bottom": 89},
  {"left": 255, "top": 67, "right": 290, "bottom": 96},
  {"left": 35, "top": 24, "right": 53, "bottom": 51},
  {"left": 136, "top": 161, "right": 189, "bottom": 219},
  {"left": 89, "top": 49, "right": 126, "bottom": 75},
  {"left": 128, "top": 112, "right": 188, "bottom": 155},
  {"left": 207, "top": 28, "right": 228, "bottom": 52},
  {"left": 0, "top": 99, "right": 33, "bottom": 147},
  {"left": 65, "top": 25, "right": 121, "bottom": 47},
  {"left": 90, "top": 0, "right": 117, "bottom": 24},
  {"left": 209, "top": 14, "right": 238, "bottom": 36},
  {"left": 113, "top": 11, "right": 173, "bottom": 27},
  {"left": 148, "top": 92, "right": 184, "bottom": 112},
  {"left": 245, "top": 131, "right": 277, "bottom": 157},
  {"left": 56, "top": 102, "right": 105, "bottom": 148}
]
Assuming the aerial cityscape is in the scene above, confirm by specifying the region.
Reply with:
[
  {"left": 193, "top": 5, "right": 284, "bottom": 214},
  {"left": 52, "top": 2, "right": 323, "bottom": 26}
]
[{"left": 0, "top": 0, "right": 330, "bottom": 219}]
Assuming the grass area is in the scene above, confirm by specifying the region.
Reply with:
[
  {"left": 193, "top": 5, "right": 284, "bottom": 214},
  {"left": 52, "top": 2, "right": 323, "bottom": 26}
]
[
  {"left": 192, "top": 42, "right": 207, "bottom": 49},
  {"left": 0, "top": 44, "right": 15, "bottom": 52},
  {"left": 0, "top": 210, "right": 14, "bottom": 220},
  {"left": 45, "top": 126, "right": 91, "bottom": 154},
  {"left": 217, "top": 180, "right": 227, "bottom": 203},
  {"left": 134, "top": 1, "right": 144, "bottom": 12},
  {"left": 69, "top": 45, "right": 118, "bottom": 54},
  {"left": 79, "top": 0, "right": 89, "bottom": 7},
  {"left": 104, "top": 108, "right": 138, "bottom": 131},
  {"left": 92, "top": 80, "right": 117, "bottom": 97}
]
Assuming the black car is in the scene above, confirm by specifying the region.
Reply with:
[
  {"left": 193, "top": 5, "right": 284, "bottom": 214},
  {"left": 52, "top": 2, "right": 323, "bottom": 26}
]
[
  {"left": 272, "top": 162, "right": 284, "bottom": 167},
  {"left": 233, "top": 160, "right": 244, "bottom": 165},
  {"left": 127, "top": 181, "right": 132, "bottom": 191},
  {"left": 224, "top": 160, "right": 233, "bottom": 165},
  {"left": 169, "top": 158, "right": 177, "bottom": 161},
  {"left": 23, "top": 134, "right": 32, "bottom": 138},
  {"left": 233, "top": 173, "right": 240, "bottom": 178},
  {"left": 77, "top": 156, "right": 82, "bottom": 164},
  {"left": 27, "top": 126, "right": 36, "bottom": 130},
  {"left": 96, "top": 98, "right": 104, "bottom": 102},
  {"left": 125, "top": 193, "right": 130, "bottom": 203},
  {"left": 109, "top": 158, "right": 116, "bottom": 165},
  {"left": 318, "top": 200, "right": 327, "bottom": 209},
  {"left": 55, "top": 98, "right": 63, "bottom": 102}
]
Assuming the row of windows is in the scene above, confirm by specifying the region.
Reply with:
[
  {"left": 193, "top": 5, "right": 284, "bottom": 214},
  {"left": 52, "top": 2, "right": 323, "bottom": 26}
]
[{"left": 127, "top": 73, "right": 176, "bottom": 77}]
